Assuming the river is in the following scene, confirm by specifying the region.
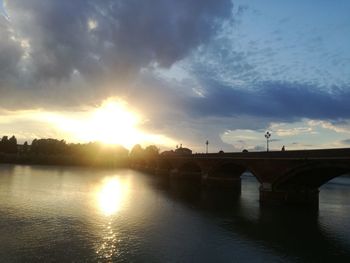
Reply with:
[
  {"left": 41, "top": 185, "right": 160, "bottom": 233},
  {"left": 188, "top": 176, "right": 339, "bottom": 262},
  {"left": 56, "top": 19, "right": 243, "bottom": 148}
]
[{"left": 0, "top": 164, "right": 349, "bottom": 262}]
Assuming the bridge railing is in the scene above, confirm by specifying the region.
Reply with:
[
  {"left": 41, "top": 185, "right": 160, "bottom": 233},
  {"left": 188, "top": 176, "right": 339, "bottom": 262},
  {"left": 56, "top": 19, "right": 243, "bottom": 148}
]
[{"left": 191, "top": 148, "right": 350, "bottom": 159}]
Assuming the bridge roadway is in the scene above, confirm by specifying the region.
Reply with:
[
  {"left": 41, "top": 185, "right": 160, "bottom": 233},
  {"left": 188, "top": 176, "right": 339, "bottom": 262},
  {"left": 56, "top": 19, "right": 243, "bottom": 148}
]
[{"left": 133, "top": 148, "right": 350, "bottom": 207}]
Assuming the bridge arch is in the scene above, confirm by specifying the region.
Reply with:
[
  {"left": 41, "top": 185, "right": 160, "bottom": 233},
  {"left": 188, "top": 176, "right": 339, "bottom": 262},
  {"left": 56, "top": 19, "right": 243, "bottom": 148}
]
[
  {"left": 207, "top": 161, "right": 262, "bottom": 183},
  {"left": 203, "top": 161, "right": 257, "bottom": 190},
  {"left": 208, "top": 162, "right": 247, "bottom": 178},
  {"left": 273, "top": 162, "right": 350, "bottom": 191}
]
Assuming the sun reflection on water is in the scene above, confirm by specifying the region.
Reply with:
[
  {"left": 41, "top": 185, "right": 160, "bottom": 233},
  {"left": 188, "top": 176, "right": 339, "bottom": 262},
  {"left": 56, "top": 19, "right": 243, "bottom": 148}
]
[
  {"left": 95, "top": 176, "right": 131, "bottom": 260},
  {"left": 96, "top": 177, "right": 129, "bottom": 216},
  {"left": 96, "top": 221, "right": 119, "bottom": 260}
]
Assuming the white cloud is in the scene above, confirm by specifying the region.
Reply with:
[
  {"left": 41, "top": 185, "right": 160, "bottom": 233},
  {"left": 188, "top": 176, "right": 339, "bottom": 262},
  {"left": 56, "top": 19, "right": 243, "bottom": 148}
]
[
  {"left": 308, "top": 120, "right": 350, "bottom": 134},
  {"left": 275, "top": 127, "right": 313, "bottom": 137}
]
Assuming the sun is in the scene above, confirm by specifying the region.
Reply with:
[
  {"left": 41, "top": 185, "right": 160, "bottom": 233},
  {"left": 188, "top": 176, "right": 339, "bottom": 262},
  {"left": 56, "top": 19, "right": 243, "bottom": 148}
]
[
  {"left": 65, "top": 98, "right": 145, "bottom": 148},
  {"left": 85, "top": 99, "right": 142, "bottom": 147},
  {"left": 36, "top": 98, "right": 142, "bottom": 148},
  {"left": 33, "top": 97, "right": 176, "bottom": 149}
]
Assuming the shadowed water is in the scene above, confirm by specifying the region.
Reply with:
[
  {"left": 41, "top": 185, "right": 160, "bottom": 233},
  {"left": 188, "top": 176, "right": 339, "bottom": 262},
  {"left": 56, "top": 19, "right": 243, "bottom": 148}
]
[{"left": 0, "top": 165, "right": 349, "bottom": 262}]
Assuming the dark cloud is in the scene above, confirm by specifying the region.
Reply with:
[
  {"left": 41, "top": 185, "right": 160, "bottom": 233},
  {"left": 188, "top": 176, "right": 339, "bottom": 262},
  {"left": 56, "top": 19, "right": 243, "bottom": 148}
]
[
  {"left": 0, "top": 17, "right": 22, "bottom": 81},
  {"left": 188, "top": 80, "right": 350, "bottom": 121},
  {"left": 2, "top": 0, "right": 232, "bottom": 89}
]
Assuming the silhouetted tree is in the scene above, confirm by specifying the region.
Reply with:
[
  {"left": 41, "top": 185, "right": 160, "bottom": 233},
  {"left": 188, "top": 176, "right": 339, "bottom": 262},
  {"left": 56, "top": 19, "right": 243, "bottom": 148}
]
[
  {"left": 0, "top": 136, "right": 9, "bottom": 153},
  {"left": 30, "top": 138, "right": 66, "bottom": 155},
  {"left": 130, "top": 144, "right": 144, "bottom": 159},
  {"left": 31, "top": 139, "right": 38, "bottom": 154},
  {"left": 0, "top": 135, "right": 17, "bottom": 153},
  {"left": 144, "top": 145, "right": 159, "bottom": 159},
  {"left": 8, "top": 136, "right": 17, "bottom": 153},
  {"left": 23, "top": 141, "right": 29, "bottom": 153}
]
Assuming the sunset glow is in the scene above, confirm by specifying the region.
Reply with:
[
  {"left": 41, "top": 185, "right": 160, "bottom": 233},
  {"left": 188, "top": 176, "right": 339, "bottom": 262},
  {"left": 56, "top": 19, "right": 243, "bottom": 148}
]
[
  {"left": 41, "top": 98, "right": 175, "bottom": 149},
  {"left": 0, "top": 98, "right": 175, "bottom": 149},
  {"left": 73, "top": 99, "right": 142, "bottom": 147}
]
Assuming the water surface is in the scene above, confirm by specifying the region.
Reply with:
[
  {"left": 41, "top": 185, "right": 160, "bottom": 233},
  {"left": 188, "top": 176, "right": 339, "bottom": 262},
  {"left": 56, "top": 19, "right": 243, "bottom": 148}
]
[{"left": 0, "top": 165, "right": 350, "bottom": 262}]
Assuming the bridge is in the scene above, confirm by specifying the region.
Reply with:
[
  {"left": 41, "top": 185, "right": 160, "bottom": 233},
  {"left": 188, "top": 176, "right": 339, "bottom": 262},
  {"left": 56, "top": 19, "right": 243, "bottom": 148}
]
[{"left": 132, "top": 148, "right": 350, "bottom": 207}]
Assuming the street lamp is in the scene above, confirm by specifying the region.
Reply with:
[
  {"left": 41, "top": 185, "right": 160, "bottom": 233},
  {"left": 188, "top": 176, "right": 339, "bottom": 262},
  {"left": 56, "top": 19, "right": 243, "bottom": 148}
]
[
  {"left": 205, "top": 140, "right": 209, "bottom": 154},
  {"left": 265, "top": 131, "right": 271, "bottom": 152}
]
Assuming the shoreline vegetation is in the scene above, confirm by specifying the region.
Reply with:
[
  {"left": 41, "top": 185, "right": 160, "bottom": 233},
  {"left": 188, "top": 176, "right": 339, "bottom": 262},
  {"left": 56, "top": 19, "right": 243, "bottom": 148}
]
[{"left": 0, "top": 135, "right": 161, "bottom": 168}]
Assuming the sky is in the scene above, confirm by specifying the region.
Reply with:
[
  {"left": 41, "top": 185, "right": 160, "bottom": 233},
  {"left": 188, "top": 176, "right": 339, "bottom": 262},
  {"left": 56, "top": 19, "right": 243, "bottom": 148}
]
[{"left": 0, "top": 0, "right": 350, "bottom": 152}]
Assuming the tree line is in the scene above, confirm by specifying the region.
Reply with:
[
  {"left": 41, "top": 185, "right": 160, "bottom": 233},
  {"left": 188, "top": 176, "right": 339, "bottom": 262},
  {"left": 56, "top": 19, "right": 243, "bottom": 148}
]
[
  {"left": 129, "top": 144, "right": 160, "bottom": 160},
  {"left": 0, "top": 135, "right": 162, "bottom": 167}
]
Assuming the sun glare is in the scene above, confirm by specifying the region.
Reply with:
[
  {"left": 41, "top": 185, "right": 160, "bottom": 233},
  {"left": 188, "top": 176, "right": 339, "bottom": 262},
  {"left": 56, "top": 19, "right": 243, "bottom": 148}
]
[
  {"left": 41, "top": 99, "right": 147, "bottom": 148},
  {"left": 86, "top": 100, "right": 142, "bottom": 147},
  {"left": 7, "top": 97, "right": 175, "bottom": 149}
]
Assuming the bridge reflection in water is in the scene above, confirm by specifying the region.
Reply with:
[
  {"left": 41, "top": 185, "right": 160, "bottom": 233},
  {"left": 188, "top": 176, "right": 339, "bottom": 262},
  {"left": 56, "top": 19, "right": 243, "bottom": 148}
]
[
  {"left": 150, "top": 175, "right": 350, "bottom": 262},
  {"left": 131, "top": 148, "right": 350, "bottom": 208}
]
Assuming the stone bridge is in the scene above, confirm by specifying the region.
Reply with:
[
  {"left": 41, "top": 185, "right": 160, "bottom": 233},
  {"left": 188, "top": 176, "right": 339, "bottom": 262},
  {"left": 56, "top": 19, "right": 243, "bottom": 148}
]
[{"left": 132, "top": 148, "right": 350, "bottom": 207}]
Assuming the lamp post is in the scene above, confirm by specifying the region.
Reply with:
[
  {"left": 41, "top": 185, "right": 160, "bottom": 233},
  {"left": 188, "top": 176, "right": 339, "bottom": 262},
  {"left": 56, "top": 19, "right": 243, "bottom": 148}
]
[
  {"left": 265, "top": 131, "right": 271, "bottom": 152},
  {"left": 205, "top": 140, "right": 209, "bottom": 154}
]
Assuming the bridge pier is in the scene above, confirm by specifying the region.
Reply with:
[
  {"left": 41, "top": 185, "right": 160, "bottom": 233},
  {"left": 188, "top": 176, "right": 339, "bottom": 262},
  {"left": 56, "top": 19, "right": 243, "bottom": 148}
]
[{"left": 259, "top": 187, "right": 319, "bottom": 208}]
